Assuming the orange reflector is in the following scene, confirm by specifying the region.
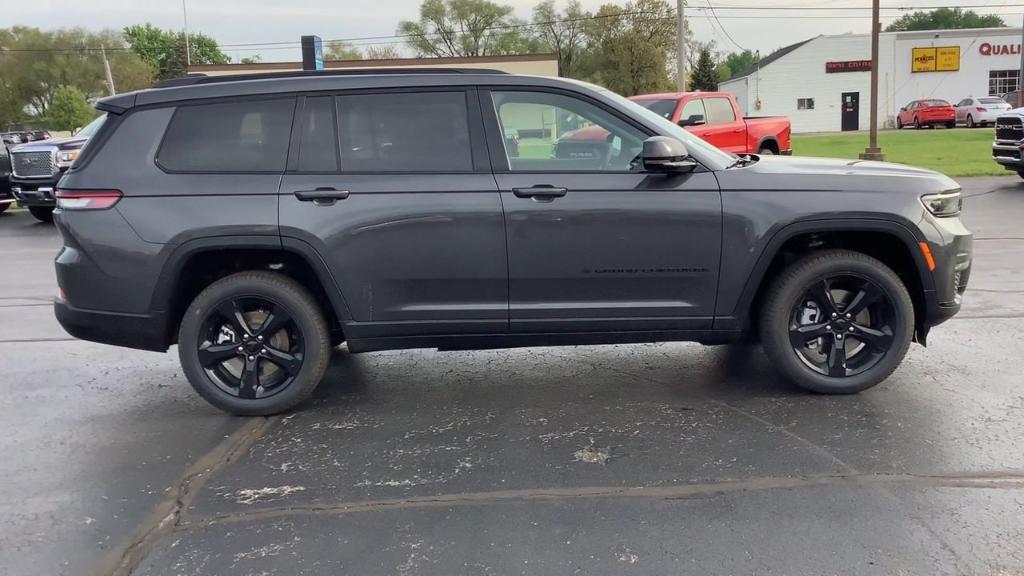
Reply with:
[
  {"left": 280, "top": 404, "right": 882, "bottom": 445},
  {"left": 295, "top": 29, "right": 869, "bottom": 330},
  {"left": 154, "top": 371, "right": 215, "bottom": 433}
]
[{"left": 919, "top": 242, "right": 936, "bottom": 271}]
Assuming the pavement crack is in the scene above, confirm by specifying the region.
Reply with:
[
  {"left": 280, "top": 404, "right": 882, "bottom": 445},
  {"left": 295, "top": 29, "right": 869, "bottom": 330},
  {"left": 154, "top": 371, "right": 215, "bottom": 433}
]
[
  {"left": 89, "top": 416, "right": 274, "bottom": 576},
  {"left": 179, "top": 471, "right": 1024, "bottom": 529}
]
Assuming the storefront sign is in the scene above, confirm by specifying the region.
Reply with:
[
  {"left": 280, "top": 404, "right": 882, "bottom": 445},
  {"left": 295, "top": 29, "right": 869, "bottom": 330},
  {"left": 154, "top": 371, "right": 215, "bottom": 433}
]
[
  {"left": 912, "top": 46, "right": 960, "bottom": 72},
  {"left": 825, "top": 60, "right": 872, "bottom": 73},
  {"left": 979, "top": 42, "right": 1021, "bottom": 56}
]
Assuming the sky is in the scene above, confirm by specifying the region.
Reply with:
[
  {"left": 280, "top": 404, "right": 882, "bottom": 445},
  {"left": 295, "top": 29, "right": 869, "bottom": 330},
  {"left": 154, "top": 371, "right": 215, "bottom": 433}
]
[{"left": 6, "top": 0, "right": 1024, "bottom": 62}]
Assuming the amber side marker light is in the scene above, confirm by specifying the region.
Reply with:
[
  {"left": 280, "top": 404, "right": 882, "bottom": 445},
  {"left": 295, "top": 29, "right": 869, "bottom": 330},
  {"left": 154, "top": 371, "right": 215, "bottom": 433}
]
[{"left": 919, "top": 241, "right": 936, "bottom": 271}]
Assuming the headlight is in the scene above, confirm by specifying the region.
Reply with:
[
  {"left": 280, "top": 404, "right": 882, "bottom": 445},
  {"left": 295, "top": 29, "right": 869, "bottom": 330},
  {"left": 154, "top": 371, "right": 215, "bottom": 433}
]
[
  {"left": 921, "top": 191, "right": 962, "bottom": 217},
  {"left": 57, "top": 150, "right": 80, "bottom": 165}
]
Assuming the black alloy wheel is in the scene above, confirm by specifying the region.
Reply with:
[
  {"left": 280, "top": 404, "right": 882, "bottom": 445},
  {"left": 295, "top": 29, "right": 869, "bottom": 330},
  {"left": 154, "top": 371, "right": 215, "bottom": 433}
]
[
  {"left": 178, "top": 271, "right": 330, "bottom": 415},
  {"left": 787, "top": 274, "right": 895, "bottom": 378},
  {"left": 197, "top": 297, "right": 304, "bottom": 400}
]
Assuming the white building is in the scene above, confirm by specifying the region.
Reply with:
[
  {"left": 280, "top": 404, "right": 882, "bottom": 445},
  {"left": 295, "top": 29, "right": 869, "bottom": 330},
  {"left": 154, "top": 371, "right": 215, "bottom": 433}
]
[{"left": 720, "top": 27, "right": 1024, "bottom": 133}]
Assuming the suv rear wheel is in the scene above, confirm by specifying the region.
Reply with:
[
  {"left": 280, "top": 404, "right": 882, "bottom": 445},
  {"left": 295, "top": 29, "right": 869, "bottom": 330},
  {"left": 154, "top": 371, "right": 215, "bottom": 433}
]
[
  {"left": 759, "top": 250, "right": 914, "bottom": 394},
  {"left": 28, "top": 206, "right": 54, "bottom": 223},
  {"left": 178, "top": 271, "right": 331, "bottom": 415}
]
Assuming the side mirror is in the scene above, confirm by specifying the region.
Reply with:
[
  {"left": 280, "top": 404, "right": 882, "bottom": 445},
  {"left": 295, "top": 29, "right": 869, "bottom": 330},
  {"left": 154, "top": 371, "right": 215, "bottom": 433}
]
[
  {"left": 678, "top": 114, "right": 706, "bottom": 127},
  {"left": 642, "top": 136, "right": 697, "bottom": 173}
]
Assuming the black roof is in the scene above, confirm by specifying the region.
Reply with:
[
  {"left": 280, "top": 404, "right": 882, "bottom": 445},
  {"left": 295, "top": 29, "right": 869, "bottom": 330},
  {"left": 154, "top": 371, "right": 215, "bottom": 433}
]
[{"left": 731, "top": 37, "right": 818, "bottom": 80}]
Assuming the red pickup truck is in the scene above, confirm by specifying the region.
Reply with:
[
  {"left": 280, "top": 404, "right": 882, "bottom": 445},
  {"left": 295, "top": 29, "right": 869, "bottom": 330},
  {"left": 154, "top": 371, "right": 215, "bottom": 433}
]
[{"left": 560, "top": 91, "right": 791, "bottom": 155}]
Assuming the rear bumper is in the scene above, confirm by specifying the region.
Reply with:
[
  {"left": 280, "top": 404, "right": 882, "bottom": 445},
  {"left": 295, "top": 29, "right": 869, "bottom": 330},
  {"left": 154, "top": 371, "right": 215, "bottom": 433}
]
[{"left": 54, "top": 298, "right": 169, "bottom": 352}]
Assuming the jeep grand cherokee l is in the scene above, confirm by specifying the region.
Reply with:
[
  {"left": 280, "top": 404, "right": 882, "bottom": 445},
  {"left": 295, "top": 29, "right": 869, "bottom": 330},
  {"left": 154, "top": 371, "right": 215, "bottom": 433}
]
[{"left": 53, "top": 70, "right": 972, "bottom": 415}]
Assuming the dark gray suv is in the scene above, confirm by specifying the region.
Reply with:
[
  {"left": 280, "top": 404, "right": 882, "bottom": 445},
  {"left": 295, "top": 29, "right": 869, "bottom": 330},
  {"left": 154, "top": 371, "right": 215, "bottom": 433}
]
[{"left": 53, "top": 70, "right": 972, "bottom": 415}]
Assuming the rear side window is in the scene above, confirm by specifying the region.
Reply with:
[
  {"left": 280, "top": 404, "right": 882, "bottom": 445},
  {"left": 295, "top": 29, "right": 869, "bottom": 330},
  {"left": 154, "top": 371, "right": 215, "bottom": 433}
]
[
  {"left": 704, "top": 98, "right": 736, "bottom": 124},
  {"left": 158, "top": 98, "right": 295, "bottom": 172},
  {"left": 336, "top": 91, "right": 472, "bottom": 172},
  {"left": 297, "top": 96, "right": 339, "bottom": 172}
]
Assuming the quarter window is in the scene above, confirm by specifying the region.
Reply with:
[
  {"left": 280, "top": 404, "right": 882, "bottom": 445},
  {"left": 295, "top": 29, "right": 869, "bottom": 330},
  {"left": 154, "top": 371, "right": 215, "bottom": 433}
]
[
  {"left": 703, "top": 97, "right": 737, "bottom": 124},
  {"left": 490, "top": 90, "right": 647, "bottom": 172},
  {"left": 336, "top": 91, "right": 472, "bottom": 172},
  {"left": 158, "top": 98, "right": 295, "bottom": 172}
]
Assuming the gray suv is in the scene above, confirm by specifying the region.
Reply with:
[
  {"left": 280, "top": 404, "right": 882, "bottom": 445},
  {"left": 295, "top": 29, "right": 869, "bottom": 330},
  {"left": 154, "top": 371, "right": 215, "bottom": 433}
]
[{"left": 53, "top": 70, "right": 972, "bottom": 415}]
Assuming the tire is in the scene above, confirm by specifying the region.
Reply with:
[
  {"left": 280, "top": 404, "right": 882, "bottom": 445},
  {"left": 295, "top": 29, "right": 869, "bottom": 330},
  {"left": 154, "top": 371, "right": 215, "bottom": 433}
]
[
  {"left": 28, "top": 206, "right": 53, "bottom": 222},
  {"left": 1017, "top": 171, "right": 1024, "bottom": 180},
  {"left": 178, "top": 271, "right": 331, "bottom": 415},
  {"left": 913, "top": 117, "right": 921, "bottom": 129},
  {"left": 0, "top": 202, "right": 9, "bottom": 214},
  {"left": 758, "top": 147, "right": 775, "bottom": 155},
  {"left": 966, "top": 115, "right": 975, "bottom": 128},
  {"left": 896, "top": 117, "right": 903, "bottom": 129},
  {"left": 759, "top": 249, "right": 914, "bottom": 394}
]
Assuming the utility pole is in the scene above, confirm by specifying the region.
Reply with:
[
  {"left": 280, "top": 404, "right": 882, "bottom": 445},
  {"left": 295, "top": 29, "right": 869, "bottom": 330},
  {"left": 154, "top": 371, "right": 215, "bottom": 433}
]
[
  {"left": 182, "top": 0, "right": 192, "bottom": 70},
  {"left": 1018, "top": 13, "right": 1023, "bottom": 93},
  {"left": 676, "top": 0, "right": 686, "bottom": 92},
  {"left": 860, "top": 0, "right": 884, "bottom": 161},
  {"left": 101, "top": 46, "right": 116, "bottom": 96}
]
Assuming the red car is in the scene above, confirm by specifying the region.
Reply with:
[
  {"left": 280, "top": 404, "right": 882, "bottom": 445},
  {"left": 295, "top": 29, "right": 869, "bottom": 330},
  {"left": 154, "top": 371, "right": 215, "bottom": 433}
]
[
  {"left": 897, "top": 99, "right": 956, "bottom": 129},
  {"left": 557, "top": 92, "right": 791, "bottom": 155}
]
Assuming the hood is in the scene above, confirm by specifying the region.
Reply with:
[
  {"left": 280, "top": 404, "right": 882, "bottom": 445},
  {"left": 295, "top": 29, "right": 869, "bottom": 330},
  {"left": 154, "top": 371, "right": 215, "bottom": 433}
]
[
  {"left": 11, "top": 134, "right": 89, "bottom": 153},
  {"left": 998, "top": 107, "right": 1024, "bottom": 118},
  {"left": 721, "top": 155, "right": 959, "bottom": 195}
]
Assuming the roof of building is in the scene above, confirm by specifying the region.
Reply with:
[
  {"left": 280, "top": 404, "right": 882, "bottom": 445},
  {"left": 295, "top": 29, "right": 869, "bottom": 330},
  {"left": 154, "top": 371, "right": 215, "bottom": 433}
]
[{"left": 730, "top": 37, "right": 819, "bottom": 81}]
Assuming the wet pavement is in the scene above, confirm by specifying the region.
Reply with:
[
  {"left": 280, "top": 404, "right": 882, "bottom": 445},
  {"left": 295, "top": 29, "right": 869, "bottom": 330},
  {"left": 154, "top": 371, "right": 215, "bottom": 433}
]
[{"left": 1, "top": 176, "right": 1022, "bottom": 575}]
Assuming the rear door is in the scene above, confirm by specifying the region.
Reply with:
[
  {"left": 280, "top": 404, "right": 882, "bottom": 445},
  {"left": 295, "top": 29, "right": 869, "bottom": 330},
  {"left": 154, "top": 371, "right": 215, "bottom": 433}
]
[
  {"left": 482, "top": 87, "right": 722, "bottom": 333},
  {"left": 692, "top": 97, "right": 745, "bottom": 153},
  {"left": 279, "top": 89, "right": 507, "bottom": 339}
]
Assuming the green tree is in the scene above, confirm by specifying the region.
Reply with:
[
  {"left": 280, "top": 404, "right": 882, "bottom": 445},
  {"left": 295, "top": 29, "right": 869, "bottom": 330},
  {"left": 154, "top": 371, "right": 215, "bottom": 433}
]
[
  {"left": 123, "top": 24, "right": 228, "bottom": 80},
  {"left": 533, "top": 0, "right": 590, "bottom": 77},
  {"left": 0, "top": 26, "right": 152, "bottom": 127},
  {"left": 398, "top": 0, "right": 538, "bottom": 57},
  {"left": 580, "top": 0, "right": 675, "bottom": 95},
  {"left": 238, "top": 55, "right": 262, "bottom": 64},
  {"left": 324, "top": 41, "right": 363, "bottom": 61},
  {"left": 364, "top": 45, "right": 403, "bottom": 60},
  {"left": 885, "top": 7, "right": 1005, "bottom": 32},
  {"left": 691, "top": 46, "right": 718, "bottom": 91},
  {"left": 47, "top": 85, "right": 96, "bottom": 131},
  {"left": 723, "top": 49, "right": 758, "bottom": 78}
]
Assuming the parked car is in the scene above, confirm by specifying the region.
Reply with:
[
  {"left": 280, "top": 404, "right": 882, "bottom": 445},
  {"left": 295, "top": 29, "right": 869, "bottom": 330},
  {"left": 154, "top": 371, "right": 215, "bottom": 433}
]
[
  {"left": 955, "top": 96, "right": 1011, "bottom": 127},
  {"left": 2, "top": 132, "right": 25, "bottom": 145},
  {"left": 991, "top": 111, "right": 1024, "bottom": 176},
  {"left": 0, "top": 144, "right": 12, "bottom": 214},
  {"left": 897, "top": 99, "right": 956, "bottom": 129},
  {"left": 1002, "top": 90, "right": 1021, "bottom": 108},
  {"left": 28, "top": 130, "right": 51, "bottom": 141},
  {"left": 53, "top": 70, "right": 971, "bottom": 415},
  {"left": 556, "top": 91, "right": 791, "bottom": 156},
  {"left": 9, "top": 115, "right": 102, "bottom": 222}
]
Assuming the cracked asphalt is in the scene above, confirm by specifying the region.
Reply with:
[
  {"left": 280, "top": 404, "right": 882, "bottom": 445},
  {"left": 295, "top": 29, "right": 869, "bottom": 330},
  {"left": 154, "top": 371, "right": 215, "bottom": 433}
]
[{"left": 1, "top": 176, "right": 1022, "bottom": 575}]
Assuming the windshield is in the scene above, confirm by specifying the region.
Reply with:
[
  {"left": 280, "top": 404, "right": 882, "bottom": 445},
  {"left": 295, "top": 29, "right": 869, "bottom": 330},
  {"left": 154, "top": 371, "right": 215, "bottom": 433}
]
[
  {"left": 76, "top": 114, "right": 106, "bottom": 138},
  {"left": 596, "top": 88, "right": 736, "bottom": 167},
  {"left": 633, "top": 99, "right": 679, "bottom": 120}
]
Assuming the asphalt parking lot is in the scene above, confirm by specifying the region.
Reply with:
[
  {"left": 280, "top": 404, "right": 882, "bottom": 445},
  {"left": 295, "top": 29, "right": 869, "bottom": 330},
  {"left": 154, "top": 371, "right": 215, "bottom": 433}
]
[{"left": 1, "top": 176, "right": 1023, "bottom": 576}]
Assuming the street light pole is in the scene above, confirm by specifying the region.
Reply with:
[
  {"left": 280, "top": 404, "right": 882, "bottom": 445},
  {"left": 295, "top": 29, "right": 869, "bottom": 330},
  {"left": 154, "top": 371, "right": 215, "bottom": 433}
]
[
  {"left": 860, "top": 0, "right": 884, "bottom": 161},
  {"left": 676, "top": 0, "right": 686, "bottom": 92},
  {"left": 182, "top": 0, "right": 192, "bottom": 70}
]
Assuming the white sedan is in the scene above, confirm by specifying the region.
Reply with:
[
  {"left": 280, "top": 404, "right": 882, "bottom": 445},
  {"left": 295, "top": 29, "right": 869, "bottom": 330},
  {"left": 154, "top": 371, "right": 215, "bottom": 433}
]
[{"left": 955, "top": 96, "right": 1012, "bottom": 127}]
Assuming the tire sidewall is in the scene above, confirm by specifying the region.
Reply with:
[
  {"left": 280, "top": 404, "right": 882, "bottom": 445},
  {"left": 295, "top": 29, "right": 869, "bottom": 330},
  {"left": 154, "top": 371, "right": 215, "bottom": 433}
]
[
  {"left": 760, "top": 252, "right": 914, "bottom": 394},
  {"left": 178, "top": 273, "right": 329, "bottom": 415}
]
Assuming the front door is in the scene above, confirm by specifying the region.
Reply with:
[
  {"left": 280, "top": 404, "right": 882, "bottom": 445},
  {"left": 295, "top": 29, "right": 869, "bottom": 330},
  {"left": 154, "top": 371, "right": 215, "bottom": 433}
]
[
  {"left": 841, "top": 92, "right": 860, "bottom": 131},
  {"left": 279, "top": 90, "right": 507, "bottom": 339},
  {"left": 482, "top": 88, "right": 722, "bottom": 333},
  {"left": 692, "top": 96, "right": 746, "bottom": 153}
]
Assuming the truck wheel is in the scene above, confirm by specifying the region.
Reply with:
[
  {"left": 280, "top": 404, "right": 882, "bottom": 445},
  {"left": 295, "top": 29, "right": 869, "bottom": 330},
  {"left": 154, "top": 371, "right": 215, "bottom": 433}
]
[
  {"left": 759, "top": 249, "right": 914, "bottom": 394},
  {"left": 178, "top": 271, "right": 331, "bottom": 416},
  {"left": 28, "top": 206, "right": 54, "bottom": 222},
  {"left": 758, "top": 147, "right": 775, "bottom": 155}
]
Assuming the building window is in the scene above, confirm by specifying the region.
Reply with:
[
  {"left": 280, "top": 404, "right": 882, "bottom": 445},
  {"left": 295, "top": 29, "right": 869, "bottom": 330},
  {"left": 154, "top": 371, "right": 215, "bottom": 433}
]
[
  {"left": 797, "top": 98, "right": 815, "bottom": 110},
  {"left": 989, "top": 70, "right": 1019, "bottom": 96}
]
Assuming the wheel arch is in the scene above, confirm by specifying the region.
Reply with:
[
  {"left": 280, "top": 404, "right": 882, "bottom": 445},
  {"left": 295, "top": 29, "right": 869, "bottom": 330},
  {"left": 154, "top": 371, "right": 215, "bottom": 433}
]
[
  {"left": 755, "top": 136, "right": 780, "bottom": 154},
  {"left": 725, "top": 219, "right": 935, "bottom": 341},
  {"left": 151, "top": 236, "right": 351, "bottom": 346}
]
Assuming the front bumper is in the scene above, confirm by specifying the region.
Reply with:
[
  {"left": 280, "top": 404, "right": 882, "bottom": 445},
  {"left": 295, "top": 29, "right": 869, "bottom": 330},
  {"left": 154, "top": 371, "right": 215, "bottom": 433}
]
[
  {"left": 10, "top": 177, "right": 60, "bottom": 207},
  {"left": 54, "top": 298, "right": 169, "bottom": 352},
  {"left": 992, "top": 141, "right": 1024, "bottom": 169},
  {"left": 920, "top": 215, "right": 972, "bottom": 336}
]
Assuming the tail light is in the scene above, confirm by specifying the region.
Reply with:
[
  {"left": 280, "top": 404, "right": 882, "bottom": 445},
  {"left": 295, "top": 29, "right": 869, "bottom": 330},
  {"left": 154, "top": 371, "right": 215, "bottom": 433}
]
[
  {"left": 55, "top": 189, "right": 122, "bottom": 210},
  {"left": 976, "top": 107, "right": 987, "bottom": 112}
]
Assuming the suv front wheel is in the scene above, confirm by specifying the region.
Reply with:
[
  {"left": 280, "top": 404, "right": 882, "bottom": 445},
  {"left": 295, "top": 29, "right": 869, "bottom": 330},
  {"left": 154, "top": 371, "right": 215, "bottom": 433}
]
[
  {"left": 760, "top": 250, "right": 914, "bottom": 393},
  {"left": 178, "top": 271, "right": 331, "bottom": 415}
]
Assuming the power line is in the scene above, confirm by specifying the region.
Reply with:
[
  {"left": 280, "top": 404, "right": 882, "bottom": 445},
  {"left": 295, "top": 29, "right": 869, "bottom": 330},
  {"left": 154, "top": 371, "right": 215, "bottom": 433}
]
[{"left": 702, "top": 0, "right": 747, "bottom": 51}]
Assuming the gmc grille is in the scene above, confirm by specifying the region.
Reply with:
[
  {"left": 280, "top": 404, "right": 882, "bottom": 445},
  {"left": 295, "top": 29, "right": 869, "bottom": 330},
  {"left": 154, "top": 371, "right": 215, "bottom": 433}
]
[
  {"left": 11, "top": 149, "right": 57, "bottom": 178},
  {"left": 995, "top": 117, "right": 1023, "bottom": 141}
]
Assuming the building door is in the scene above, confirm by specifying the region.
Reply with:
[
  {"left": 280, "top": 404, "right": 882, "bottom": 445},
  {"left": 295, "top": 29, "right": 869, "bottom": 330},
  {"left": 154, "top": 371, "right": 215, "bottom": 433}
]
[{"left": 841, "top": 92, "right": 859, "bottom": 131}]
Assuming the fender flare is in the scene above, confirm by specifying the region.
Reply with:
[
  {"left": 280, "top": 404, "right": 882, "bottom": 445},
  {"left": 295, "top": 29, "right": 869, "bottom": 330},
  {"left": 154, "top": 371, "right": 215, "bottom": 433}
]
[{"left": 720, "top": 218, "right": 935, "bottom": 330}]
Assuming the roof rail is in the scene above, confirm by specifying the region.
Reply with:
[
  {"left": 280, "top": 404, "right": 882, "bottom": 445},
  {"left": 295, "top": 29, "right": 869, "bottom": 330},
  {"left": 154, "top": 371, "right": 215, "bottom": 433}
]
[{"left": 154, "top": 68, "right": 508, "bottom": 88}]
